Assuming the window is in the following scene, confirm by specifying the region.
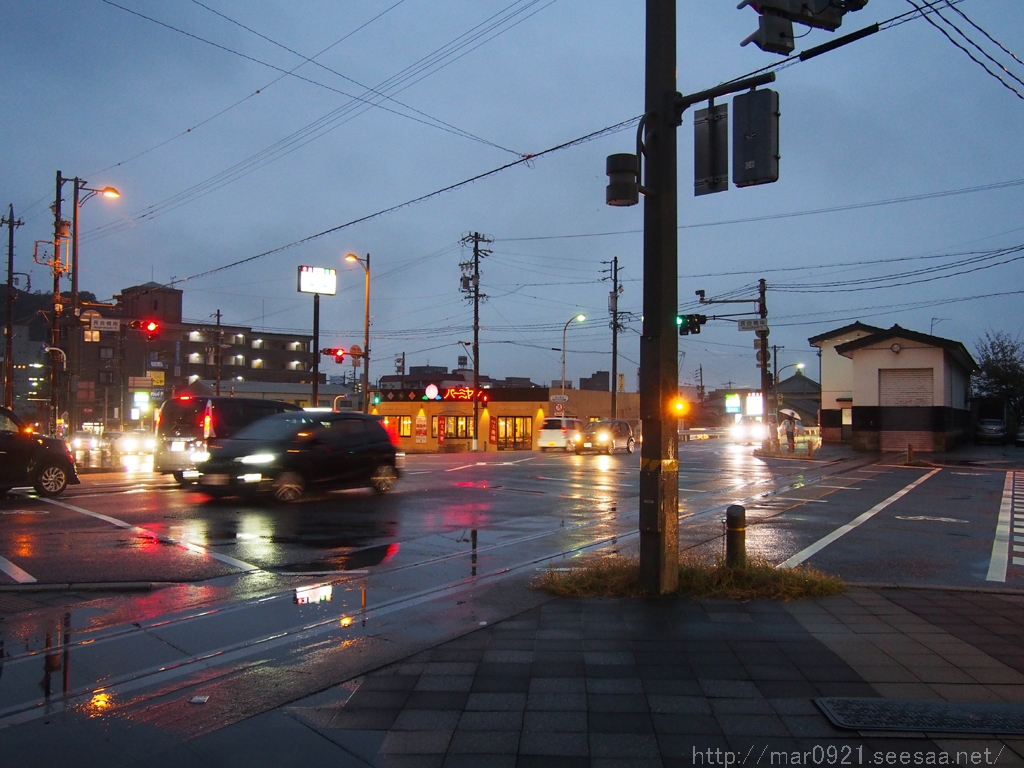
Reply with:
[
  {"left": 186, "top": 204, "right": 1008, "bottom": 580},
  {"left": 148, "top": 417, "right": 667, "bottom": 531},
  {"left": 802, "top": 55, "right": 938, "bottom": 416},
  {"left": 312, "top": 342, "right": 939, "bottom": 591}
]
[
  {"left": 398, "top": 416, "right": 412, "bottom": 437},
  {"left": 431, "top": 415, "right": 474, "bottom": 438},
  {"left": 83, "top": 330, "right": 100, "bottom": 342},
  {"left": 98, "top": 371, "right": 114, "bottom": 384},
  {"left": 99, "top": 347, "right": 114, "bottom": 359}
]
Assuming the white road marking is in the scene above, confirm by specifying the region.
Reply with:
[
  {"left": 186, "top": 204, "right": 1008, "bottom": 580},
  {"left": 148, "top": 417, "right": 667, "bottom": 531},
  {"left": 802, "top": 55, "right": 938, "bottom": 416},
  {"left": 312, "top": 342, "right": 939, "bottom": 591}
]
[
  {"left": 779, "top": 469, "right": 941, "bottom": 569},
  {"left": 0, "top": 555, "right": 36, "bottom": 583},
  {"left": 987, "top": 471, "right": 1016, "bottom": 583},
  {"left": 39, "top": 498, "right": 262, "bottom": 573}
]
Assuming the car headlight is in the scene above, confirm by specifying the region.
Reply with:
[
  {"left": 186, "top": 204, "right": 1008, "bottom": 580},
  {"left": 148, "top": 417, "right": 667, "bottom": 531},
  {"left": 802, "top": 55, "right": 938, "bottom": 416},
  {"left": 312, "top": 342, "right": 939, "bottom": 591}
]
[
  {"left": 123, "top": 438, "right": 137, "bottom": 451},
  {"left": 239, "top": 453, "right": 275, "bottom": 465},
  {"left": 597, "top": 431, "right": 610, "bottom": 443},
  {"left": 144, "top": 438, "right": 156, "bottom": 451},
  {"left": 191, "top": 451, "right": 211, "bottom": 463}
]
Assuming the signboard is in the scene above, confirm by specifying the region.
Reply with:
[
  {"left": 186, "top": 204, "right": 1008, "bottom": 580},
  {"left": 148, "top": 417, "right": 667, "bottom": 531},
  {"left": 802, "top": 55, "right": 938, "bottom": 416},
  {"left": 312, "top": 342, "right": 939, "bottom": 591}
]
[
  {"left": 151, "top": 389, "right": 165, "bottom": 400},
  {"left": 738, "top": 318, "right": 768, "bottom": 332},
  {"left": 147, "top": 360, "right": 167, "bottom": 370},
  {"left": 149, "top": 371, "right": 165, "bottom": 386},
  {"left": 746, "top": 392, "right": 764, "bottom": 416},
  {"left": 550, "top": 394, "right": 569, "bottom": 403},
  {"left": 133, "top": 391, "right": 150, "bottom": 406},
  {"left": 489, "top": 416, "right": 498, "bottom": 446},
  {"left": 128, "top": 376, "right": 152, "bottom": 389},
  {"left": 724, "top": 393, "right": 742, "bottom": 414},
  {"left": 443, "top": 387, "right": 474, "bottom": 401},
  {"left": 618, "top": 373, "right": 625, "bottom": 393},
  {"left": 415, "top": 415, "right": 427, "bottom": 444},
  {"left": 90, "top": 317, "right": 121, "bottom": 332},
  {"left": 437, "top": 416, "right": 446, "bottom": 446},
  {"left": 297, "top": 265, "right": 337, "bottom": 295}
]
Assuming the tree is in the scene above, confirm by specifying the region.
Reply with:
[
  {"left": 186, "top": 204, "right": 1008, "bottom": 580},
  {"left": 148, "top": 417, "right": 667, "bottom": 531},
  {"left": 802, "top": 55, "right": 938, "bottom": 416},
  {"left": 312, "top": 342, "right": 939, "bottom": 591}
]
[{"left": 973, "top": 331, "right": 1024, "bottom": 423}]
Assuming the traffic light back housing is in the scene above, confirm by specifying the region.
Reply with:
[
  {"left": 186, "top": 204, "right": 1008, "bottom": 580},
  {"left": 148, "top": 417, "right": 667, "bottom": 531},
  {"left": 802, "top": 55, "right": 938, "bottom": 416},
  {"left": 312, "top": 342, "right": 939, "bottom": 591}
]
[{"left": 678, "top": 314, "right": 708, "bottom": 336}]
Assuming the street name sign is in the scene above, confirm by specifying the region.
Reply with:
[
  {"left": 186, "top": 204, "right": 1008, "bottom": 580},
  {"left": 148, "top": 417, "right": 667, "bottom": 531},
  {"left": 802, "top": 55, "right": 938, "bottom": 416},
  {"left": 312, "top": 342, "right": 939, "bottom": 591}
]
[{"left": 738, "top": 318, "right": 768, "bottom": 332}]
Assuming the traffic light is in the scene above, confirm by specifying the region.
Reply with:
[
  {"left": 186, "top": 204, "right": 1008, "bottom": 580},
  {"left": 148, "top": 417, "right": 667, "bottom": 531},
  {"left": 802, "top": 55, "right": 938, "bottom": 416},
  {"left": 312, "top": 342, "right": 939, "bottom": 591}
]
[
  {"left": 372, "top": 392, "right": 381, "bottom": 405},
  {"left": 320, "top": 347, "right": 346, "bottom": 363},
  {"left": 678, "top": 314, "right": 708, "bottom": 336},
  {"left": 738, "top": 0, "right": 868, "bottom": 54},
  {"left": 670, "top": 397, "right": 690, "bottom": 417},
  {"left": 143, "top": 320, "right": 160, "bottom": 341}
]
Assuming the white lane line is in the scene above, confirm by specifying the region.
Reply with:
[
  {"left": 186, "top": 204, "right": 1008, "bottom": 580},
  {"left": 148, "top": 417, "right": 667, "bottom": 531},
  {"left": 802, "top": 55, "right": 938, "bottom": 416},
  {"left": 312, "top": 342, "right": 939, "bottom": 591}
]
[
  {"left": 779, "top": 468, "right": 941, "bottom": 569},
  {"left": 987, "top": 472, "right": 1015, "bottom": 583},
  {"left": 39, "top": 498, "right": 261, "bottom": 573},
  {"left": 0, "top": 555, "right": 36, "bottom": 584}
]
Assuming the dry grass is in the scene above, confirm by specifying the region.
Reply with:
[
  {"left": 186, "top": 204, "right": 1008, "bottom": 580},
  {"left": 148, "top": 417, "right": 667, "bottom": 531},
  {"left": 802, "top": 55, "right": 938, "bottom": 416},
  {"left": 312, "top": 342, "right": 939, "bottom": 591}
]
[{"left": 533, "top": 554, "right": 845, "bottom": 601}]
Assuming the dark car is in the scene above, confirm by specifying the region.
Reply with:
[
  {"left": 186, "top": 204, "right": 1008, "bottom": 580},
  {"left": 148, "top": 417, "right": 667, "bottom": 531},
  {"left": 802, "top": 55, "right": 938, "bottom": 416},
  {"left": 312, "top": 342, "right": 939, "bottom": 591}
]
[
  {"left": 975, "top": 418, "right": 1007, "bottom": 445},
  {"left": 573, "top": 419, "right": 635, "bottom": 454},
  {"left": 0, "top": 406, "right": 80, "bottom": 496},
  {"left": 196, "top": 411, "right": 400, "bottom": 502},
  {"left": 154, "top": 396, "right": 302, "bottom": 485}
]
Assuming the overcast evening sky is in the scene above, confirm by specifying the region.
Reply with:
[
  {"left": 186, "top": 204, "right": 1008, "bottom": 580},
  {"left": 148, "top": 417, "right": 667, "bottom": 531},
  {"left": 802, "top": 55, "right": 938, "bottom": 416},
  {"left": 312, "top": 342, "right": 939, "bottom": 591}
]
[{"left": 3, "top": 1, "right": 1023, "bottom": 392}]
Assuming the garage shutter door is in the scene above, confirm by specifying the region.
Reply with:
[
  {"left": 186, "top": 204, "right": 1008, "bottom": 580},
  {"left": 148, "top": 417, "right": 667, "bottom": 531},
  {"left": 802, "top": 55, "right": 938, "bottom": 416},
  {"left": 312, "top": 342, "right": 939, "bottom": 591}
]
[{"left": 878, "top": 368, "right": 933, "bottom": 407}]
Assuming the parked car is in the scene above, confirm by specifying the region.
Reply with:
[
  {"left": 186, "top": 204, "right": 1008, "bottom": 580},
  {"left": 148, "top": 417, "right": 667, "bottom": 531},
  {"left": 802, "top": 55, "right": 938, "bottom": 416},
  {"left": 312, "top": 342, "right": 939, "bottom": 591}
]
[
  {"left": 1016, "top": 423, "right": 1024, "bottom": 447},
  {"left": 574, "top": 419, "right": 635, "bottom": 454},
  {"left": 975, "top": 418, "right": 1007, "bottom": 445},
  {"left": 0, "top": 406, "right": 80, "bottom": 496},
  {"left": 155, "top": 396, "right": 302, "bottom": 486},
  {"left": 196, "top": 411, "right": 400, "bottom": 502},
  {"left": 538, "top": 417, "right": 584, "bottom": 452}
]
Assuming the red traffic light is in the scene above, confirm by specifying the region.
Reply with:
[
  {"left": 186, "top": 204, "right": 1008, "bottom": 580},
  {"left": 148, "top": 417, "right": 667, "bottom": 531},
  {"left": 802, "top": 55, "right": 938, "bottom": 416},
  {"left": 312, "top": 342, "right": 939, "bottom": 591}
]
[{"left": 320, "top": 347, "right": 346, "bottom": 363}]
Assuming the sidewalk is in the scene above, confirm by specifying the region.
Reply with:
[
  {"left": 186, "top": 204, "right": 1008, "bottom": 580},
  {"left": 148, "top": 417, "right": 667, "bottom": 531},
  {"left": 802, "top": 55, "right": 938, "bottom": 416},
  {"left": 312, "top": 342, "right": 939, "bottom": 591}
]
[{"left": 8, "top": 585, "right": 1024, "bottom": 767}]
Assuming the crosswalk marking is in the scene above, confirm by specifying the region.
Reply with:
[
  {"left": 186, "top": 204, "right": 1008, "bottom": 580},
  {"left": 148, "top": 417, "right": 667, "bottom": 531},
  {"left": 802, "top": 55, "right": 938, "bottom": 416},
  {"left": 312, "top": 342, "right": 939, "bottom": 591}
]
[{"left": 989, "top": 471, "right": 1022, "bottom": 581}]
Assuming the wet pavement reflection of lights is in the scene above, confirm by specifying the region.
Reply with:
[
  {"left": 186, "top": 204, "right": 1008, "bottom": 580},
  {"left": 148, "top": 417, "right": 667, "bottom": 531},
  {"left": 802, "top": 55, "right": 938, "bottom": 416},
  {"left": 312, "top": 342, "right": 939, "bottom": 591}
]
[{"left": 83, "top": 691, "right": 114, "bottom": 718}]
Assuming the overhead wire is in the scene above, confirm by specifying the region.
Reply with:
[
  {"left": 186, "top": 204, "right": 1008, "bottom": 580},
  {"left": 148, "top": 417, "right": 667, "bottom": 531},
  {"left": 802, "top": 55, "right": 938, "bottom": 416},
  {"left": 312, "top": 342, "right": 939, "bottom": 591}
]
[{"left": 82, "top": 0, "right": 556, "bottom": 243}]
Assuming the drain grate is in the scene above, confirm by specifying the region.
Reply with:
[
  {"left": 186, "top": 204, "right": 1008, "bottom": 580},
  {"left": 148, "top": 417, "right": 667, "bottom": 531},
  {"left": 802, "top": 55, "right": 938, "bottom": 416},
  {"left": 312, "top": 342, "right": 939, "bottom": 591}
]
[{"left": 817, "top": 697, "right": 1024, "bottom": 735}]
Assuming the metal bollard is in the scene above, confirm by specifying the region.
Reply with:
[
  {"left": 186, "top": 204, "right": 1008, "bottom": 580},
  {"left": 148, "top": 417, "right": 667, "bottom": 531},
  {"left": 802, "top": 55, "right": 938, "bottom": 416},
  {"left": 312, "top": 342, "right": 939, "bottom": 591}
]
[{"left": 726, "top": 504, "right": 746, "bottom": 569}]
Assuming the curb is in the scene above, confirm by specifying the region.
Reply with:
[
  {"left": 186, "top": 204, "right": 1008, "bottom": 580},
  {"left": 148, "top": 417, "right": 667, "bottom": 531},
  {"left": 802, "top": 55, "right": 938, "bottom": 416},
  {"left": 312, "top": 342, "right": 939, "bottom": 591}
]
[
  {"left": 845, "top": 581, "right": 1024, "bottom": 596},
  {"left": 0, "top": 581, "right": 169, "bottom": 593}
]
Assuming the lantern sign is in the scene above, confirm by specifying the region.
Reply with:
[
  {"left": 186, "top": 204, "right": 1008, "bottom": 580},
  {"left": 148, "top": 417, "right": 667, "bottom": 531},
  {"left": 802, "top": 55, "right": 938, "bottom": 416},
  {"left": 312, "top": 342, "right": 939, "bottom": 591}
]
[{"left": 424, "top": 384, "right": 440, "bottom": 400}]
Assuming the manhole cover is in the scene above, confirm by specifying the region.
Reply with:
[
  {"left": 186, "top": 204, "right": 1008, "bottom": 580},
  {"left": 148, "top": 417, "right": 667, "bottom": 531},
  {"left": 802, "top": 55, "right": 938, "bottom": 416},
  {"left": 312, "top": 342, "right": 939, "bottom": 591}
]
[{"left": 817, "top": 697, "right": 1024, "bottom": 735}]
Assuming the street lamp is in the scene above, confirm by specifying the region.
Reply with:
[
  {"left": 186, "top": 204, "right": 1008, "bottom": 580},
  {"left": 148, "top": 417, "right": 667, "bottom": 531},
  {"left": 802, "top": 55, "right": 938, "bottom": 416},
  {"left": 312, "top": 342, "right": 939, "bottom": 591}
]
[
  {"left": 773, "top": 361, "right": 805, "bottom": 416},
  {"left": 345, "top": 253, "right": 370, "bottom": 413},
  {"left": 560, "top": 313, "right": 586, "bottom": 398},
  {"left": 69, "top": 177, "right": 120, "bottom": 433}
]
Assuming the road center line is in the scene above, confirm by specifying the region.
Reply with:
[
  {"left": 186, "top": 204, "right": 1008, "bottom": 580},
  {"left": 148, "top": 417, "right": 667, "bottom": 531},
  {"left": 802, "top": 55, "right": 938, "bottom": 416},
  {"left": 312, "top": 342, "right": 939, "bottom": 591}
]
[
  {"left": 779, "top": 468, "right": 941, "bottom": 569},
  {"left": 987, "top": 471, "right": 1016, "bottom": 582},
  {"left": 39, "top": 498, "right": 262, "bottom": 573},
  {"left": 0, "top": 555, "right": 36, "bottom": 584}
]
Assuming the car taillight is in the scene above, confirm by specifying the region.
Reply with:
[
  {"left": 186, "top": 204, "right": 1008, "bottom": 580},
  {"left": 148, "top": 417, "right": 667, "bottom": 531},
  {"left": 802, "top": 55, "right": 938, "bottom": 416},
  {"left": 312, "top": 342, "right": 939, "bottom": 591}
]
[
  {"left": 203, "top": 413, "right": 213, "bottom": 439},
  {"left": 561, "top": 428, "right": 567, "bottom": 434}
]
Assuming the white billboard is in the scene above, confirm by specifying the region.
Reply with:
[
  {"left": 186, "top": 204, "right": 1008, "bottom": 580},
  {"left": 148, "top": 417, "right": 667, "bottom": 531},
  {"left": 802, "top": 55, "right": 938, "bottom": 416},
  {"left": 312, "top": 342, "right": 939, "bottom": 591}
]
[{"left": 297, "top": 265, "right": 337, "bottom": 295}]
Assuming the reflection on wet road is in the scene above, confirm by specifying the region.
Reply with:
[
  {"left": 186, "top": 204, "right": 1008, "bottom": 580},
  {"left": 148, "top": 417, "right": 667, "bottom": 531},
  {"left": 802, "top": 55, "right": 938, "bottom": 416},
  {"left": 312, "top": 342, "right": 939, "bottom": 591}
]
[{"left": 1, "top": 444, "right": 1018, "bottom": 733}]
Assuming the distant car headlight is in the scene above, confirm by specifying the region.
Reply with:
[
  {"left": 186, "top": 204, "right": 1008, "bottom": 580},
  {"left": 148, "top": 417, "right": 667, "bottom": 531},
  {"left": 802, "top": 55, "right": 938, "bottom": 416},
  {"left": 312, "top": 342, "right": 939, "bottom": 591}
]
[
  {"left": 731, "top": 424, "right": 745, "bottom": 440},
  {"left": 751, "top": 424, "right": 767, "bottom": 440},
  {"left": 122, "top": 438, "right": 137, "bottom": 452},
  {"left": 144, "top": 438, "right": 156, "bottom": 451},
  {"left": 239, "top": 453, "right": 275, "bottom": 465}
]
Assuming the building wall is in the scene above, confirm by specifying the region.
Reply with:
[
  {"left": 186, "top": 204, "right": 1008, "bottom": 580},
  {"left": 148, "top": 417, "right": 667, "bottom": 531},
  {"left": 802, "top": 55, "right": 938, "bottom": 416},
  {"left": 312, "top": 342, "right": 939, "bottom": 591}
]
[
  {"left": 815, "top": 330, "right": 874, "bottom": 443},
  {"left": 846, "top": 339, "right": 971, "bottom": 452}
]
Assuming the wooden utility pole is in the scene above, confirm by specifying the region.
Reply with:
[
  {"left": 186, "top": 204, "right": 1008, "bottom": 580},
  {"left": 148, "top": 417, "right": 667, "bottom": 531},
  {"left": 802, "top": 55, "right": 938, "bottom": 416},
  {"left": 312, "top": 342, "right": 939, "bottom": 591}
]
[{"left": 2, "top": 204, "right": 24, "bottom": 409}]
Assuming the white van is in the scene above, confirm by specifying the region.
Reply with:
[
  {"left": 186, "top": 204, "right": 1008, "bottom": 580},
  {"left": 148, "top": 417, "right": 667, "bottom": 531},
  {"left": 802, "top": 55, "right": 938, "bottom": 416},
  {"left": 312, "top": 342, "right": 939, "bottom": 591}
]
[{"left": 538, "top": 417, "right": 584, "bottom": 452}]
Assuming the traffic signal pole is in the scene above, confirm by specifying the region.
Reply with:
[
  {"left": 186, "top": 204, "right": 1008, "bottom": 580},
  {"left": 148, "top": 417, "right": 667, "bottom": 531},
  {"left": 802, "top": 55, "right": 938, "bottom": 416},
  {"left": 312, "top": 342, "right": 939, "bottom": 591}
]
[{"left": 638, "top": 0, "right": 679, "bottom": 594}]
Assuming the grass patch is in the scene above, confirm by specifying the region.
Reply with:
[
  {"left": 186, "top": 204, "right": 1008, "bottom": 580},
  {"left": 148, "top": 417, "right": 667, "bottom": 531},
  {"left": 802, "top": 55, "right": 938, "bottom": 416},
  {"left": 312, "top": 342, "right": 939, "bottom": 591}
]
[{"left": 533, "top": 554, "right": 845, "bottom": 601}]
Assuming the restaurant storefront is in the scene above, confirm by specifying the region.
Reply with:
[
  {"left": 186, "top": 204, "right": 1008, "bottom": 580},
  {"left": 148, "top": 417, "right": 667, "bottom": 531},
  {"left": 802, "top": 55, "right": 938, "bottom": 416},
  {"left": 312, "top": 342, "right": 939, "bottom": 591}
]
[{"left": 372, "top": 386, "right": 638, "bottom": 454}]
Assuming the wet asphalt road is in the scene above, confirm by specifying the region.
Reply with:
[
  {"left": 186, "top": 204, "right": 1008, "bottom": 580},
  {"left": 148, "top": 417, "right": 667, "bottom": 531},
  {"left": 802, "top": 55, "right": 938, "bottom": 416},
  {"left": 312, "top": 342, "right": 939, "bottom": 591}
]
[{"left": 1, "top": 442, "right": 1022, "bottom": 734}]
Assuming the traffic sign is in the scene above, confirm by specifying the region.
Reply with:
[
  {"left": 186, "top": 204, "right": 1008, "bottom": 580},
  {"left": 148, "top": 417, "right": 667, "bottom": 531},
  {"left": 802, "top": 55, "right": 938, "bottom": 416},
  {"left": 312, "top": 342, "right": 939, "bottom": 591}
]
[
  {"left": 553, "top": 401, "right": 565, "bottom": 415},
  {"left": 550, "top": 395, "right": 569, "bottom": 403},
  {"left": 738, "top": 318, "right": 768, "bottom": 332},
  {"left": 756, "top": 349, "right": 771, "bottom": 364},
  {"left": 90, "top": 317, "right": 121, "bottom": 332}
]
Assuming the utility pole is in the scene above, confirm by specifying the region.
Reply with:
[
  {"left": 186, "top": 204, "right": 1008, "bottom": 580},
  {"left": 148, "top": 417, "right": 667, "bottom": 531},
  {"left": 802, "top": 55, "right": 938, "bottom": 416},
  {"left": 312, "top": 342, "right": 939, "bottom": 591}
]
[
  {"left": 697, "top": 364, "right": 704, "bottom": 404},
  {"left": 758, "top": 278, "right": 770, "bottom": 413},
  {"left": 637, "top": 0, "right": 679, "bottom": 594},
  {"left": 460, "top": 232, "right": 491, "bottom": 450},
  {"left": 396, "top": 352, "right": 406, "bottom": 390},
  {"left": 215, "top": 309, "right": 222, "bottom": 396},
  {"left": 51, "top": 171, "right": 67, "bottom": 435},
  {"left": 2, "top": 204, "right": 24, "bottom": 409},
  {"left": 603, "top": 257, "right": 623, "bottom": 419}
]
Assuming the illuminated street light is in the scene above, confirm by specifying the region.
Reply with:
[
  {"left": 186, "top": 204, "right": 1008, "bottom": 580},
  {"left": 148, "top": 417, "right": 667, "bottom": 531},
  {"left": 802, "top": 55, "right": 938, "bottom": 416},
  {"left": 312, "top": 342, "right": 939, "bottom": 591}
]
[
  {"left": 560, "top": 313, "right": 586, "bottom": 398},
  {"left": 345, "top": 253, "right": 371, "bottom": 413}
]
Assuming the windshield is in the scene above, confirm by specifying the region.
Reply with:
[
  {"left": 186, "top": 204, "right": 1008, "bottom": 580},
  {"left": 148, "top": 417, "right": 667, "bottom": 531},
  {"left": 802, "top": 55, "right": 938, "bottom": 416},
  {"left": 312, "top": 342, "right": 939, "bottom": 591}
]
[
  {"left": 583, "top": 422, "right": 610, "bottom": 435},
  {"left": 230, "top": 412, "right": 325, "bottom": 441},
  {"left": 159, "top": 400, "right": 205, "bottom": 432}
]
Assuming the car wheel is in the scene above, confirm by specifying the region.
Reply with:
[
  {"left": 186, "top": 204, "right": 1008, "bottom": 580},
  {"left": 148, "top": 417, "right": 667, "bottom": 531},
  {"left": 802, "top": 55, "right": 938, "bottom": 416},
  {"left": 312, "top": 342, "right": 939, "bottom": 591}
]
[
  {"left": 626, "top": 438, "right": 635, "bottom": 454},
  {"left": 271, "top": 472, "right": 304, "bottom": 502},
  {"left": 34, "top": 463, "right": 69, "bottom": 497},
  {"left": 371, "top": 464, "right": 397, "bottom": 494}
]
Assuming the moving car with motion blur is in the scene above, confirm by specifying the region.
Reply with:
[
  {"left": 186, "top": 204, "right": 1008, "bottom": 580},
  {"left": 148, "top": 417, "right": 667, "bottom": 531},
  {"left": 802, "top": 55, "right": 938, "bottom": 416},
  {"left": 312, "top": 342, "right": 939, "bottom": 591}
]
[
  {"left": 573, "top": 419, "right": 635, "bottom": 455},
  {"left": 115, "top": 429, "right": 157, "bottom": 455},
  {"left": 196, "top": 411, "right": 401, "bottom": 501},
  {"left": 154, "top": 395, "right": 302, "bottom": 486},
  {"left": 0, "top": 406, "right": 80, "bottom": 496},
  {"left": 538, "top": 417, "right": 584, "bottom": 452},
  {"left": 69, "top": 431, "right": 100, "bottom": 452}
]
